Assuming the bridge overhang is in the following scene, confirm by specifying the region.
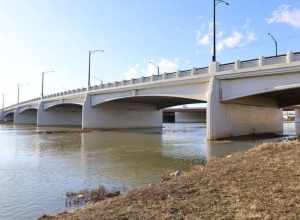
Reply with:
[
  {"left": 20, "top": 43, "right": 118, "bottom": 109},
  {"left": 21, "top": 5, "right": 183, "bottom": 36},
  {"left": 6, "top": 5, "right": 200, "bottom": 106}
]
[
  {"left": 3, "top": 111, "right": 15, "bottom": 118},
  {"left": 219, "top": 69, "right": 300, "bottom": 108},
  {"left": 93, "top": 95, "right": 206, "bottom": 109},
  {"left": 43, "top": 100, "right": 83, "bottom": 111},
  {"left": 18, "top": 106, "right": 38, "bottom": 114}
]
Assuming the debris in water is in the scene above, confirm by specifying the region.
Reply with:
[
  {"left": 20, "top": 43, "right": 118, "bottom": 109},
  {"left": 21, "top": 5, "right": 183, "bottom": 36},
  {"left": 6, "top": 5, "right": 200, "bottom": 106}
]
[{"left": 65, "top": 186, "right": 121, "bottom": 207}]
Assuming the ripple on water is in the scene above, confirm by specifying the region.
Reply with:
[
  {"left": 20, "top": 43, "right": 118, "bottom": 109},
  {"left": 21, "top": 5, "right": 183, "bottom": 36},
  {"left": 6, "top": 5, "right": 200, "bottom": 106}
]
[{"left": 0, "top": 123, "right": 295, "bottom": 220}]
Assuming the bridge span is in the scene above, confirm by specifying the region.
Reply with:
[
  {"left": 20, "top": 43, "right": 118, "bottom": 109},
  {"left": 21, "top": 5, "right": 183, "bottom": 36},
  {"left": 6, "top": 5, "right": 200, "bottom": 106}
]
[{"left": 2, "top": 51, "right": 300, "bottom": 140}]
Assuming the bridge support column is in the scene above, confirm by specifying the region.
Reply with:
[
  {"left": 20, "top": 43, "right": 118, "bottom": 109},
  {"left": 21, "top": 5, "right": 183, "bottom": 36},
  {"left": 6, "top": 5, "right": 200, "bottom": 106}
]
[
  {"left": 14, "top": 108, "right": 37, "bottom": 125},
  {"left": 37, "top": 102, "right": 82, "bottom": 127},
  {"left": 82, "top": 95, "right": 162, "bottom": 129},
  {"left": 0, "top": 111, "right": 3, "bottom": 122},
  {"left": 295, "top": 109, "right": 300, "bottom": 136},
  {"left": 207, "top": 77, "right": 283, "bottom": 140}
]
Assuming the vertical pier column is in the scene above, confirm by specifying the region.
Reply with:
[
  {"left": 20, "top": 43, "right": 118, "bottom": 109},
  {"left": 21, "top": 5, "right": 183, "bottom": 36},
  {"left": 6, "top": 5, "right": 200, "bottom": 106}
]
[
  {"left": 207, "top": 76, "right": 283, "bottom": 140},
  {"left": 295, "top": 109, "right": 300, "bottom": 136}
]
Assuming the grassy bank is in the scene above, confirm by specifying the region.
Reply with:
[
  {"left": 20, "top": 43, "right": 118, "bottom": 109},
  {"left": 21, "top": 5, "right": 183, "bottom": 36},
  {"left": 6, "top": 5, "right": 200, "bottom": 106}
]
[{"left": 40, "top": 141, "right": 300, "bottom": 219}]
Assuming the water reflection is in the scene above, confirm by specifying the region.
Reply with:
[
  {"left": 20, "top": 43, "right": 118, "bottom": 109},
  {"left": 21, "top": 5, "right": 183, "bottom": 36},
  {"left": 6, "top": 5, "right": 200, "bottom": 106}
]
[
  {"left": 80, "top": 128, "right": 194, "bottom": 188},
  {"left": 0, "top": 122, "right": 295, "bottom": 220}
]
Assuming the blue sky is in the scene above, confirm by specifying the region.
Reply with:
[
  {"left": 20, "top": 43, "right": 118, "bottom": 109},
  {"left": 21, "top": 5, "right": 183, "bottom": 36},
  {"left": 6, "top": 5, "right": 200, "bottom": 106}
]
[{"left": 1, "top": 0, "right": 300, "bottom": 106}]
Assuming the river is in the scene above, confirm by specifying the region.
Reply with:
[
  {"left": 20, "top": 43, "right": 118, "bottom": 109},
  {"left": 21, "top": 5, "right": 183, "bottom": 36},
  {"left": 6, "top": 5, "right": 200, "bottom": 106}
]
[{"left": 0, "top": 122, "right": 295, "bottom": 220}]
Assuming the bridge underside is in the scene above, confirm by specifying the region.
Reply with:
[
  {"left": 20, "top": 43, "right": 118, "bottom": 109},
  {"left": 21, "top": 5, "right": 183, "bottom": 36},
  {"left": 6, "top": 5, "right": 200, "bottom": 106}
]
[
  {"left": 83, "top": 95, "right": 205, "bottom": 129},
  {"left": 3, "top": 112, "right": 14, "bottom": 123},
  {"left": 15, "top": 109, "right": 37, "bottom": 125},
  {"left": 260, "top": 87, "right": 300, "bottom": 108},
  {"left": 38, "top": 103, "right": 82, "bottom": 127}
]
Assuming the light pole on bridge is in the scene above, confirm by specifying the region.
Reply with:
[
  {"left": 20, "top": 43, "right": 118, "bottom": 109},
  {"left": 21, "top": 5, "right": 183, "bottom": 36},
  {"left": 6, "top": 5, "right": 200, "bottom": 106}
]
[
  {"left": 88, "top": 49, "right": 104, "bottom": 90},
  {"left": 41, "top": 70, "right": 55, "bottom": 99},
  {"left": 268, "top": 33, "right": 278, "bottom": 57},
  {"left": 1, "top": 94, "right": 3, "bottom": 120},
  {"left": 17, "top": 83, "right": 20, "bottom": 104},
  {"left": 17, "top": 83, "right": 30, "bottom": 104},
  {"left": 212, "top": 0, "right": 230, "bottom": 62}
]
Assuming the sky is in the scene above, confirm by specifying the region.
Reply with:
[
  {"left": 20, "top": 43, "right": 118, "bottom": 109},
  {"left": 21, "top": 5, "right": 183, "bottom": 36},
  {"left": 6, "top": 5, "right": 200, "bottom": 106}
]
[{"left": 1, "top": 0, "right": 300, "bottom": 106}]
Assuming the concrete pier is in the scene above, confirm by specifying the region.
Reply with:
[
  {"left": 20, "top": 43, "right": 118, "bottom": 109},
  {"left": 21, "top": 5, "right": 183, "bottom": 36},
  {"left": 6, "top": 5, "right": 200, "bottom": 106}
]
[
  {"left": 37, "top": 102, "right": 82, "bottom": 127},
  {"left": 295, "top": 109, "right": 300, "bottom": 136},
  {"left": 207, "top": 77, "right": 283, "bottom": 140}
]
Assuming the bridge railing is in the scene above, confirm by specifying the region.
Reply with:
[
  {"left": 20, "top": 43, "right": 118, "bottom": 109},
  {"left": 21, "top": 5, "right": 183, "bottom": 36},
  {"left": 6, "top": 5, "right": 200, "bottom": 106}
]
[
  {"left": 264, "top": 55, "right": 286, "bottom": 65},
  {"left": 195, "top": 67, "right": 209, "bottom": 74},
  {"left": 240, "top": 59, "right": 259, "bottom": 69},
  {"left": 217, "top": 51, "right": 300, "bottom": 72},
  {"left": 219, "top": 63, "right": 235, "bottom": 72},
  {"left": 3, "top": 97, "right": 41, "bottom": 112},
  {"left": 293, "top": 52, "right": 300, "bottom": 62}
]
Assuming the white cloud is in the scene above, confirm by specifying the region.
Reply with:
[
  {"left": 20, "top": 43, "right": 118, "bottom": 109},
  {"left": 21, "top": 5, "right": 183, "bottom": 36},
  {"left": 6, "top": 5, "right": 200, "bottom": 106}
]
[
  {"left": 196, "top": 22, "right": 213, "bottom": 46},
  {"left": 124, "top": 58, "right": 179, "bottom": 79},
  {"left": 196, "top": 21, "right": 256, "bottom": 52},
  {"left": 158, "top": 58, "right": 178, "bottom": 73},
  {"left": 267, "top": 5, "right": 300, "bottom": 28},
  {"left": 217, "top": 31, "right": 256, "bottom": 51},
  {"left": 124, "top": 64, "right": 142, "bottom": 80}
]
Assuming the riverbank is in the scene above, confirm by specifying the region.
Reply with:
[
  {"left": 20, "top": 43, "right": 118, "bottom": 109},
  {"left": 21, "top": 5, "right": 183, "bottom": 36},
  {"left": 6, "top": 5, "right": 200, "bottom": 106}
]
[{"left": 40, "top": 140, "right": 300, "bottom": 219}]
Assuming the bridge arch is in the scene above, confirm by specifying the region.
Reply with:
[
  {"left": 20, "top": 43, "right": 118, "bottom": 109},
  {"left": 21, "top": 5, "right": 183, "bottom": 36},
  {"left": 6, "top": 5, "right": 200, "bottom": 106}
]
[
  {"left": 15, "top": 107, "right": 38, "bottom": 125},
  {"left": 3, "top": 111, "right": 14, "bottom": 122},
  {"left": 38, "top": 102, "right": 83, "bottom": 127},
  {"left": 44, "top": 102, "right": 83, "bottom": 111},
  {"left": 226, "top": 86, "right": 300, "bottom": 109},
  {"left": 18, "top": 107, "right": 38, "bottom": 115},
  {"left": 93, "top": 95, "right": 206, "bottom": 109},
  {"left": 220, "top": 71, "right": 300, "bottom": 108},
  {"left": 83, "top": 94, "right": 206, "bottom": 129}
]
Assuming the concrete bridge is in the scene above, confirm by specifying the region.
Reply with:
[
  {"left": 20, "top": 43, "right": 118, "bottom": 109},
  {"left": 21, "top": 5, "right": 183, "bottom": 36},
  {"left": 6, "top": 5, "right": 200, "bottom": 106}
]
[{"left": 2, "top": 51, "right": 300, "bottom": 140}]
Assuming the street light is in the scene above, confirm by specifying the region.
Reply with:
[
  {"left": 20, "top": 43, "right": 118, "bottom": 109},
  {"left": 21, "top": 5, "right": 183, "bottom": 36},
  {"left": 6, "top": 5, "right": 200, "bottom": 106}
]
[
  {"left": 148, "top": 61, "right": 160, "bottom": 75},
  {"left": 17, "top": 83, "right": 20, "bottom": 104},
  {"left": 88, "top": 49, "right": 104, "bottom": 89},
  {"left": 17, "top": 82, "right": 30, "bottom": 104},
  {"left": 213, "top": 0, "right": 230, "bottom": 62},
  {"left": 2, "top": 94, "right": 4, "bottom": 111},
  {"left": 41, "top": 70, "right": 55, "bottom": 99},
  {"left": 268, "top": 33, "right": 278, "bottom": 56}
]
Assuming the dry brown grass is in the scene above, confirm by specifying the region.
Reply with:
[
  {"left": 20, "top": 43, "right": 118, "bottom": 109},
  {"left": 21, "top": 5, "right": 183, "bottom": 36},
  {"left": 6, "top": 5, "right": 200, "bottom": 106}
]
[{"left": 40, "top": 141, "right": 300, "bottom": 220}]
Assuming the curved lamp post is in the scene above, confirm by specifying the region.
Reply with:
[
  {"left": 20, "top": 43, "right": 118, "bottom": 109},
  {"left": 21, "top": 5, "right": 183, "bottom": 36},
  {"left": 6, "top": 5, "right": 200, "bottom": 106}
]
[
  {"left": 41, "top": 70, "right": 55, "bottom": 99},
  {"left": 88, "top": 49, "right": 104, "bottom": 89},
  {"left": 17, "top": 82, "right": 30, "bottom": 104},
  {"left": 2, "top": 94, "right": 4, "bottom": 111},
  {"left": 268, "top": 33, "right": 278, "bottom": 57},
  {"left": 213, "top": 0, "right": 230, "bottom": 62}
]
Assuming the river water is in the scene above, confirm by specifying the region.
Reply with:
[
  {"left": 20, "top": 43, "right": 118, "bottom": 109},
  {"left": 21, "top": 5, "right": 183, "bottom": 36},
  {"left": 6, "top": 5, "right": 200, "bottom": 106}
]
[{"left": 0, "top": 122, "right": 295, "bottom": 220}]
